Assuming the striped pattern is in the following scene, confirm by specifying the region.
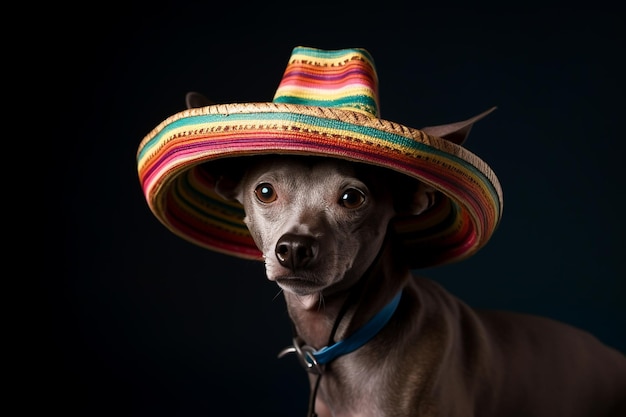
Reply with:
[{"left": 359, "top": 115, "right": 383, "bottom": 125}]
[
  {"left": 136, "top": 47, "right": 503, "bottom": 269},
  {"left": 273, "top": 47, "right": 380, "bottom": 117}
]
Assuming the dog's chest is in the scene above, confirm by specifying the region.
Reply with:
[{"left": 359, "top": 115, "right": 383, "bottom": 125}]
[{"left": 315, "top": 363, "right": 388, "bottom": 417}]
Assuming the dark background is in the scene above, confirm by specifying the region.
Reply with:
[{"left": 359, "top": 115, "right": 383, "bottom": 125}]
[{"left": 54, "top": 7, "right": 624, "bottom": 416}]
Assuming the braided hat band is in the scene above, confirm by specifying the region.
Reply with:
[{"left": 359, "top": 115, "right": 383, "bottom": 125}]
[{"left": 137, "top": 46, "right": 503, "bottom": 268}]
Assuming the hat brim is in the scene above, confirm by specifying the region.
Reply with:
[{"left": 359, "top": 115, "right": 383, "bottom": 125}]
[{"left": 137, "top": 102, "right": 503, "bottom": 268}]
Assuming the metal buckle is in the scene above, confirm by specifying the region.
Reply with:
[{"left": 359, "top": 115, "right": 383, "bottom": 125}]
[{"left": 277, "top": 337, "right": 323, "bottom": 375}]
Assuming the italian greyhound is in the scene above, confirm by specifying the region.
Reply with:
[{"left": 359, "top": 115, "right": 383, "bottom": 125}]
[{"left": 212, "top": 154, "right": 626, "bottom": 417}]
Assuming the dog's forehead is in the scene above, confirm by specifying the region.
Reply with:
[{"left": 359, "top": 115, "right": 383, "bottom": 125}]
[{"left": 238, "top": 156, "right": 402, "bottom": 204}]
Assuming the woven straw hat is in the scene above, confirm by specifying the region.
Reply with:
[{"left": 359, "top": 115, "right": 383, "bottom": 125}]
[{"left": 137, "top": 46, "right": 503, "bottom": 268}]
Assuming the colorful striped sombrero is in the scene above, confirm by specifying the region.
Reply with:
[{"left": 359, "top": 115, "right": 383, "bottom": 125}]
[{"left": 137, "top": 46, "right": 503, "bottom": 268}]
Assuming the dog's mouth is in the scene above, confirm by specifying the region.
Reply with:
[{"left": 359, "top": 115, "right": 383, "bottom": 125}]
[{"left": 274, "top": 274, "right": 325, "bottom": 295}]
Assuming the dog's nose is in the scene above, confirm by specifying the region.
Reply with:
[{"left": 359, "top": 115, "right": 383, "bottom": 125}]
[{"left": 275, "top": 234, "right": 318, "bottom": 270}]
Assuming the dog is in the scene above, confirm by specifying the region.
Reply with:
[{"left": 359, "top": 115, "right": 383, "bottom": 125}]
[{"left": 213, "top": 154, "right": 626, "bottom": 417}]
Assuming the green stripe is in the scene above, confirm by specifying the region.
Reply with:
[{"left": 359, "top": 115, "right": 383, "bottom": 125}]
[{"left": 273, "top": 95, "right": 377, "bottom": 112}]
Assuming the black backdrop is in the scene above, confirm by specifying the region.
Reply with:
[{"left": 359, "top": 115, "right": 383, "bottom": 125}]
[{"left": 55, "top": 7, "right": 624, "bottom": 416}]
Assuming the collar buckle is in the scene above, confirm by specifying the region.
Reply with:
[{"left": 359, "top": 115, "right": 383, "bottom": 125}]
[{"left": 277, "top": 337, "right": 323, "bottom": 375}]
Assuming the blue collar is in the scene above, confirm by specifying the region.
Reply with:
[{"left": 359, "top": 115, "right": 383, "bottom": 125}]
[{"left": 278, "top": 290, "right": 403, "bottom": 373}]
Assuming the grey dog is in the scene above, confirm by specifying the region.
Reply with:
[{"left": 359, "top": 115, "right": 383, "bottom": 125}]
[{"left": 212, "top": 153, "right": 626, "bottom": 417}]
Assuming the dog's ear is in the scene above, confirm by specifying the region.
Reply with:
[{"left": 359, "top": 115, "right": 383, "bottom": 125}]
[
  {"left": 389, "top": 174, "right": 436, "bottom": 216},
  {"left": 214, "top": 174, "right": 243, "bottom": 203},
  {"left": 421, "top": 107, "right": 496, "bottom": 145},
  {"left": 407, "top": 182, "right": 436, "bottom": 215},
  {"left": 200, "top": 158, "right": 245, "bottom": 203},
  {"left": 185, "top": 92, "right": 213, "bottom": 109}
]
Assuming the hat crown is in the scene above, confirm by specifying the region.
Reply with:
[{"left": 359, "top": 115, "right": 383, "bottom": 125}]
[{"left": 272, "top": 47, "right": 380, "bottom": 117}]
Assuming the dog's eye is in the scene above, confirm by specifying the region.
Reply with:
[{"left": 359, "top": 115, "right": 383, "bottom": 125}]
[
  {"left": 254, "top": 183, "right": 277, "bottom": 203},
  {"left": 340, "top": 188, "right": 365, "bottom": 209}
]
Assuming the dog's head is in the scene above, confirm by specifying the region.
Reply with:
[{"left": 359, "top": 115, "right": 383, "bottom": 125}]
[{"left": 213, "top": 155, "right": 434, "bottom": 297}]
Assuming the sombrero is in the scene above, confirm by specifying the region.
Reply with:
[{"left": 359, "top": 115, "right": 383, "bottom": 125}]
[{"left": 136, "top": 46, "right": 503, "bottom": 269}]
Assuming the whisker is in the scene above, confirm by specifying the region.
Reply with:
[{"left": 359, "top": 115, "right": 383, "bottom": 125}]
[
  {"left": 272, "top": 288, "right": 284, "bottom": 302},
  {"left": 317, "top": 292, "right": 325, "bottom": 312}
]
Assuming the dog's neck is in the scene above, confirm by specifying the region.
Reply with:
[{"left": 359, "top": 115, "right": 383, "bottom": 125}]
[{"left": 283, "top": 236, "right": 411, "bottom": 350}]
